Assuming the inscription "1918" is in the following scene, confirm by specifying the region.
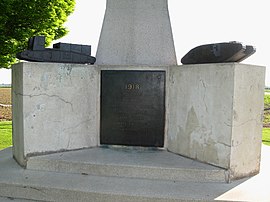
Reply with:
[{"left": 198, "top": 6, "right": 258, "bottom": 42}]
[{"left": 125, "top": 83, "right": 140, "bottom": 90}]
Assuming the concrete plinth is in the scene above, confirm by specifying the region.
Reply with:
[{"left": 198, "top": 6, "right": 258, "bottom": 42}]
[
  {"left": 12, "top": 62, "right": 265, "bottom": 181},
  {"left": 167, "top": 63, "right": 265, "bottom": 180},
  {"left": 96, "top": 0, "right": 177, "bottom": 66},
  {"left": 26, "top": 147, "right": 228, "bottom": 183},
  {"left": 12, "top": 62, "right": 100, "bottom": 166}
]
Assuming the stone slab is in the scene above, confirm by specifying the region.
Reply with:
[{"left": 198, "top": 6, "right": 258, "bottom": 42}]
[
  {"left": 27, "top": 147, "right": 228, "bottom": 183},
  {"left": 1, "top": 146, "right": 270, "bottom": 202},
  {"left": 167, "top": 63, "right": 265, "bottom": 180},
  {"left": 230, "top": 65, "right": 265, "bottom": 179},
  {"left": 0, "top": 197, "right": 38, "bottom": 202},
  {"left": 12, "top": 62, "right": 100, "bottom": 166}
]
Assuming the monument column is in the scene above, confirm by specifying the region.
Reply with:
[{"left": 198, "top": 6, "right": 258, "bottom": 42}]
[{"left": 96, "top": 0, "right": 177, "bottom": 66}]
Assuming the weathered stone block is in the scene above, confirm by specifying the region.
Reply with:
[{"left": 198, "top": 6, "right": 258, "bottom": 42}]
[
  {"left": 167, "top": 63, "right": 265, "bottom": 180},
  {"left": 12, "top": 62, "right": 100, "bottom": 166}
]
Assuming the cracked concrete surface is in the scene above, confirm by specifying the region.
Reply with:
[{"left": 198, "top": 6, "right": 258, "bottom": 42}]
[
  {"left": 167, "top": 63, "right": 265, "bottom": 180},
  {"left": 12, "top": 62, "right": 100, "bottom": 166},
  {"left": 14, "top": 92, "right": 74, "bottom": 110}
]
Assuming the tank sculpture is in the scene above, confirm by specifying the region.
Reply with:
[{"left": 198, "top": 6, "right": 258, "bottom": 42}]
[
  {"left": 181, "top": 41, "right": 256, "bottom": 64},
  {"left": 17, "top": 36, "right": 96, "bottom": 64}
]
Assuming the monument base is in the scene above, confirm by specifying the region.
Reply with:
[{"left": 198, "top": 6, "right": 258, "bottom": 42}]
[
  {"left": 167, "top": 63, "right": 265, "bottom": 180},
  {"left": 12, "top": 62, "right": 265, "bottom": 181}
]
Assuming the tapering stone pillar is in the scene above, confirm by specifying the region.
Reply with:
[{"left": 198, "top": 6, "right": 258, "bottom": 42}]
[{"left": 96, "top": 0, "right": 177, "bottom": 66}]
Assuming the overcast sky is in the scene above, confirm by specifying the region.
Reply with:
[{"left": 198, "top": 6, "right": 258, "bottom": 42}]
[{"left": 1, "top": 0, "right": 269, "bottom": 85}]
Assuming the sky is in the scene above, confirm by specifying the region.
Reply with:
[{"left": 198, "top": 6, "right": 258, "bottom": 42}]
[{"left": 1, "top": 0, "right": 269, "bottom": 85}]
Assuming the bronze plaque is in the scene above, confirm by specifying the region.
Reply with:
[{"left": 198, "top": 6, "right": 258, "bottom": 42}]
[{"left": 100, "top": 70, "right": 165, "bottom": 147}]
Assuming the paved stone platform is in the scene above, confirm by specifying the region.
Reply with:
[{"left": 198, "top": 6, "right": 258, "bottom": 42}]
[
  {"left": 0, "top": 197, "right": 38, "bottom": 202},
  {"left": 27, "top": 146, "right": 228, "bottom": 183},
  {"left": 0, "top": 146, "right": 269, "bottom": 202}
]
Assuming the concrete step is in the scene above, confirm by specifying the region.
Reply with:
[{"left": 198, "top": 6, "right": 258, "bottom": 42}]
[
  {"left": 0, "top": 148, "right": 249, "bottom": 202},
  {"left": 1, "top": 147, "right": 270, "bottom": 202},
  {"left": 0, "top": 197, "right": 39, "bottom": 202},
  {"left": 0, "top": 173, "right": 238, "bottom": 202},
  {"left": 26, "top": 146, "right": 229, "bottom": 183}
]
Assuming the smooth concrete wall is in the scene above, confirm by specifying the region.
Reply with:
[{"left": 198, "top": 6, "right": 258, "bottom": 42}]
[
  {"left": 230, "top": 65, "right": 265, "bottom": 179},
  {"left": 12, "top": 64, "right": 25, "bottom": 166},
  {"left": 12, "top": 62, "right": 100, "bottom": 166},
  {"left": 167, "top": 63, "right": 234, "bottom": 168},
  {"left": 96, "top": 0, "right": 177, "bottom": 66},
  {"left": 167, "top": 63, "right": 265, "bottom": 180}
]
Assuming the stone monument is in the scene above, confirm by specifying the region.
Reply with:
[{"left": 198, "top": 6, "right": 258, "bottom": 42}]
[
  {"left": 96, "top": 0, "right": 177, "bottom": 66},
  {"left": 11, "top": 0, "right": 265, "bottom": 184}
]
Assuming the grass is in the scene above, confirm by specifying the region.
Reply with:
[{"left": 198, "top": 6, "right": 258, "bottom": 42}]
[
  {"left": 262, "top": 94, "right": 270, "bottom": 145},
  {"left": 262, "top": 128, "right": 270, "bottom": 146},
  {"left": 0, "top": 121, "right": 12, "bottom": 150},
  {"left": 263, "top": 94, "right": 270, "bottom": 127},
  {"left": 264, "top": 94, "right": 270, "bottom": 106}
]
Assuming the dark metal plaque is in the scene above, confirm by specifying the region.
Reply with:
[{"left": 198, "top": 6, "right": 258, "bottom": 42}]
[{"left": 101, "top": 71, "right": 165, "bottom": 147}]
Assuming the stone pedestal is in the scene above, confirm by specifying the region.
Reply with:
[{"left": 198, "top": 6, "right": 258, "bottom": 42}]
[
  {"left": 167, "top": 63, "right": 265, "bottom": 180},
  {"left": 12, "top": 62, "right": 265, "bottom": 181},
  {"left": 12, "top": 63, "right": 100, "bottom": 166},
  {"left": 96, "top": 0, "right": 177, "bottom": 66}
]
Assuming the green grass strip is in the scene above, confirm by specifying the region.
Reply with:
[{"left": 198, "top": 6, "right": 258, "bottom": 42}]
[
  {"left": 264, "top": 94, "right": 270, "bottom": 105},
  {"left": 0, "top": 121, "right": 12, "bottom": 150},
  {"left": 262, "top": 128, "right": 270, "bottom": 146}
]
